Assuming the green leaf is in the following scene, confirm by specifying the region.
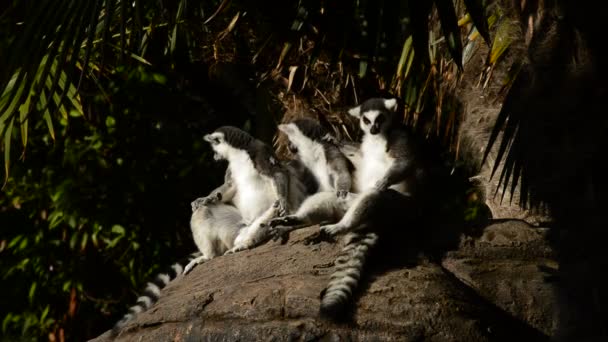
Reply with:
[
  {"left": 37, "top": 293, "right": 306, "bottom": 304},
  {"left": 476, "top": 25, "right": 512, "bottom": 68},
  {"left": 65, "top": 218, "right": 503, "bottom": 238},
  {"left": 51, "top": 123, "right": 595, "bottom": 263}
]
[
  {"left": 105, "top": 116, "right": 116, "bottom": 127},
  {"left": 39, "top": 90, "right": 55, "bottom": 140},
  {"left": 40, "top": 306, "right": 50, "bottom": 322},
  {"left": 395, "top": 36, "right": 414, "bottom": 80},
  {"left": 28, "top": 282, "right": 37, "bottom": 304},
  {"left": 69, "top": 232, "right": 79, "bottom": 250},
  {"left": 435, "top": 0, "right": 463, "bottom": 70},
  {"left": 18, "top": 90, "right": 31, "bottom": 148},
  {"left": 112, "top": 225, "right": 125, "bottom": 235},
  {"left": 3, "top": 116, "right": 15, "bottom": 185},
  {"left": 62, "top": 280, "right": 72, "bottom": 292},
  {"left": 3, "top": 313, "right": 13, "bottom": 333},
  {"left": 1, "top": 75, "right": 26, "bottom": 123},
  {"left": 8, "top": 235, "right": 22, "bottom": 249},
  {"left": 489, "top": 18, "right": 518, "bottom": 65},
  {"left": 80, "top": 232, "right": 88, "bottom": 251}
]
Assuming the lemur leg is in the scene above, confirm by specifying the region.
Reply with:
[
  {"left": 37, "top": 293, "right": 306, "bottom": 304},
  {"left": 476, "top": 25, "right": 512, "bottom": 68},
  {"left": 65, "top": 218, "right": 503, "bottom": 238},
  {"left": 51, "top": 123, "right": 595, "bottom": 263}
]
[
  {"left": 184, "top": 225, "right": 220, "bottom": 275},
  {"left": 269, "top": 192, "right": 352, "bottom": 240},
  {"left": 320, "top": 190, "right": 381, "bottom": 237},
  {"left": 225, "top": 203, "right": 281, "bottom": 254},
  {"left": 183, "top": 255, "right": 211, "bottom": 275}
]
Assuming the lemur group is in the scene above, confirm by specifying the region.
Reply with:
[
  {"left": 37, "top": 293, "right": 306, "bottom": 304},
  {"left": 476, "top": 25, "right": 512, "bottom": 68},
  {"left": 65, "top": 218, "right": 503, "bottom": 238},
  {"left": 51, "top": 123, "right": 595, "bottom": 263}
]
[{"left": 113, "top": 97, "right": 439, "bottom": 336}]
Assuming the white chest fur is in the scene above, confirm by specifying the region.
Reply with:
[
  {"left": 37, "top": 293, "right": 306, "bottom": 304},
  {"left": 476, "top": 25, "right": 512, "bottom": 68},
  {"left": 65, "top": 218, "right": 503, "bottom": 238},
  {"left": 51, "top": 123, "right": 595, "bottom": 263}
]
[
  {"left": 228, "top": 150, "right": 277, "bottom": 223},
  {"left": 355, "top": 134, "right": 394, "bottom": 191},
  {"left": 299, "top": 141, "right": 333, "bottom": 192}
]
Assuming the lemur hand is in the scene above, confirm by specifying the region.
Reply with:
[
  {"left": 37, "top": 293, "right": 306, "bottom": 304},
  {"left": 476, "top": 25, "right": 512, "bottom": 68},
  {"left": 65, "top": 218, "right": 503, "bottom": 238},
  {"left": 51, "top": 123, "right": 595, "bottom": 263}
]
[
  {"left": 336, "top": 190, "right": 349, "bottom": 199},
  {"left": 374, "top": 179, "right": 390, "bottom": 190},
  {"left": 276, "top": 199, "right": 289, "bottom": 216},
  {"left": 191, "top": 193, "right": 222, "bottom": 212}
]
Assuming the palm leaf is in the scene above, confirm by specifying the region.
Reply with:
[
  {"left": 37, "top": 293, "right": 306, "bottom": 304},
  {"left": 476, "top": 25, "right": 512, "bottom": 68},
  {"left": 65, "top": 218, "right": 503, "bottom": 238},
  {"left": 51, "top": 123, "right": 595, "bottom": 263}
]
[
  {"left": 482, "top": 67, "right": 533, "bottom": 206},
  {"left": 408, "top": 0, "right": 433, "bottom": 66},
  {"left": 435, "top": 0, "right": 463, "bottom": 70},
  {"left": 463, "top": 0, "right": 491, "bottom": 45},
  {"left": 3, "top": 116, "right": 14, "bottom": 186}
]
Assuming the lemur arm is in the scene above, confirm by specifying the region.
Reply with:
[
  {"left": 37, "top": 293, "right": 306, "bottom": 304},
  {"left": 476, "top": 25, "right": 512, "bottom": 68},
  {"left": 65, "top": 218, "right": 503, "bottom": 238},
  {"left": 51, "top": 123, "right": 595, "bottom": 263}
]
[
  {"left": 328, "top": 146, "right": 353, "bottom": 197},
  {"left": 374, "top": 159, "right": 415, "bottom": 190},
  {"left": 191, "top": 168, "right": 236, "bottom": 211},
  {"left": 271, "top": 168, "right": 291, "bottom": 215},
  {"left": 375, "top": 134, "right": 417, "bottom": 190}
]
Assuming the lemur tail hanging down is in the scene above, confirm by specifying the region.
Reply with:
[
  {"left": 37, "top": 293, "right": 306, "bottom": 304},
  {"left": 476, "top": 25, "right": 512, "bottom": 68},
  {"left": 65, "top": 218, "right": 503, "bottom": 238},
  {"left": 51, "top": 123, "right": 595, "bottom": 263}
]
[
  {"left": 112, "top": 126, "right": 310, "bottom": 336},
  {"left": 110, "top": 251, "right": 201, "bottom": 336}
]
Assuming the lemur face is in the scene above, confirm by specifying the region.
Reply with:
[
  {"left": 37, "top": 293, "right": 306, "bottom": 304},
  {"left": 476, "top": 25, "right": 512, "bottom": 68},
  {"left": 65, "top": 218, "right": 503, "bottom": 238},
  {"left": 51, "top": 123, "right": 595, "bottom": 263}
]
[
  {"left": 279, "top": 118, "right": 333, "bottom": 158},
  {"left": 348, "top": 98, "right": 398, "bottom": 135},
  {"left": 278, "top": 123, "right": 308, "bottom": 157},
  {"left": 204, "top": 126, "right": 256, "bottom": 161},
  {"left": 204, "top": 132, "right": 229, "bottom": 160}
]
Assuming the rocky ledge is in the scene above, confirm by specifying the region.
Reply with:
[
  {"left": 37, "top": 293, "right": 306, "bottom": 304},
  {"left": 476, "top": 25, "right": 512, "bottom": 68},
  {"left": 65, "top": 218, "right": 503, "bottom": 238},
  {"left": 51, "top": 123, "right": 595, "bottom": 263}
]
[{"left": 91, "top": 220, "right": 555, "bottom": 341}]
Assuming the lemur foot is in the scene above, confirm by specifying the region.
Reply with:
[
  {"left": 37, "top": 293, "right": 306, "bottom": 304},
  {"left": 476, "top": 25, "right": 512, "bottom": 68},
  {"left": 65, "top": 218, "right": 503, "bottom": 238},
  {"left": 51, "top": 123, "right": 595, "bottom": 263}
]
[
  {"left": 183, "top": 255, "right": 209, "bottom": 275},
  {"left": 269, "top": 215, "right": 301, "bottom": 227},
  {"left": 319, "top": 223, "right": 347, "bottom": 237},
  {"left": 224, "top": 244, "right": 248, "bottom": 255},
  {"left": 303, "top": 229, "right": 336, "bottom": 245},
  {"left": 269, "top": 225, "right": 296, "bottom": 242}
]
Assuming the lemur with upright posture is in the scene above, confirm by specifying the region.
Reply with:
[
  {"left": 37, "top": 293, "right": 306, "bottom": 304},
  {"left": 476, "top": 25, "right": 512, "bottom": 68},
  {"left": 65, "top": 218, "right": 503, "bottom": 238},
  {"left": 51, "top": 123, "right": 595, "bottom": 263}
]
[
  {"left": 270, "top": 98, "right": 428, "bottom": 318},
  {"left": 268, "top": 118, "right": 358, "bottom": 237},
  {"left": 112, "top": 126, "right": 309, "bottom": 336}
]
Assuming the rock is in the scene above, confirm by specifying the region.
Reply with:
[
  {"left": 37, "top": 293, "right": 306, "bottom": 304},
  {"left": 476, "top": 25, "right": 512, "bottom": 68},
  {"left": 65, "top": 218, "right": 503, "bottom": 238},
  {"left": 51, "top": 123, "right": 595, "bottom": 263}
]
[
  {"left": 442, "top": 220, "right": 557, "bottom": 336},
  {"left": 91, "top": 221, "right": 555, "bottom": 341}
]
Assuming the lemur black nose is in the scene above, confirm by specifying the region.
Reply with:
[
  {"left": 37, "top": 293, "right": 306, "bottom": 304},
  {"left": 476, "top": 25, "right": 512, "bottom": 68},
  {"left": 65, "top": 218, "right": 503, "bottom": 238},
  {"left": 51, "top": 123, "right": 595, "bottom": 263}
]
[{"left": 370, "top": 126, "right": 379, "bottom": 135}]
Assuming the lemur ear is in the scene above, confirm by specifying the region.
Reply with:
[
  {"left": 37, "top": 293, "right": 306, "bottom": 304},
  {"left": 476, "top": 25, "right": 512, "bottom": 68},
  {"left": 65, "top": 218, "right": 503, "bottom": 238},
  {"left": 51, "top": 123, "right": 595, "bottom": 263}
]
[
  {"left": 348, "top": 105, "right": 361, "bottom": 117},
  {"left": 384, "top": 98, "right": 398, "bottom": 112}
]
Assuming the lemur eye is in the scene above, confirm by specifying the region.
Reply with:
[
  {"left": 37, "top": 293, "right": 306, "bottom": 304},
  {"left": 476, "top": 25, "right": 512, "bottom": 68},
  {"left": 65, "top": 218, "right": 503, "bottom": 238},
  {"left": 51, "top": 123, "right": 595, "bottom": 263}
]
[
  {"left": 213, "top": 137, "right": 220, "bottom": 144},
  {"left": 376, "top": 116, "right": 385, "bottom": 124},
  {"left": 362, "top": 117, "right": 370, "bottom": 125}
]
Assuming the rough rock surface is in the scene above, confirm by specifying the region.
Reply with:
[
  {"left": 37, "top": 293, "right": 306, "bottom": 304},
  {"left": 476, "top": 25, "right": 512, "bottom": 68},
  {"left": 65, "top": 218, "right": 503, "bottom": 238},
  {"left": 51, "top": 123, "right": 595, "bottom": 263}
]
[{"left": 91, "top": 220, "right": 555, "bottom": 341}]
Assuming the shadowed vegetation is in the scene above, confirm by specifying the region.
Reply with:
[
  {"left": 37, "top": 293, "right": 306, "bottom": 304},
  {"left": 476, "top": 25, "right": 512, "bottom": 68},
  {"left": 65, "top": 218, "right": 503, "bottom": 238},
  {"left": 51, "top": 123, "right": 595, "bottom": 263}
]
[{"left": 1, "top": 0, "right": 606, "bottom": 340}]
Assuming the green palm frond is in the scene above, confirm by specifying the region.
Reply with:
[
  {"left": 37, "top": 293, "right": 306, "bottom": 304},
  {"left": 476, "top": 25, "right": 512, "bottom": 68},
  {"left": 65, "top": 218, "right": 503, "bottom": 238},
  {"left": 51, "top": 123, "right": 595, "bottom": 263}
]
[{"left": 0, "top": 0, "right": 199, "bottom": 184}]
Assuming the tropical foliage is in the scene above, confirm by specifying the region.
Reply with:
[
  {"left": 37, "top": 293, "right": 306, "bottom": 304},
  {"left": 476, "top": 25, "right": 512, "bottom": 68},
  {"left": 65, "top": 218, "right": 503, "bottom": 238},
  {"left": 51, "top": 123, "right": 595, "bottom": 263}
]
[{"left": 4, "top": 0, "right": 604, "bottom": 340}]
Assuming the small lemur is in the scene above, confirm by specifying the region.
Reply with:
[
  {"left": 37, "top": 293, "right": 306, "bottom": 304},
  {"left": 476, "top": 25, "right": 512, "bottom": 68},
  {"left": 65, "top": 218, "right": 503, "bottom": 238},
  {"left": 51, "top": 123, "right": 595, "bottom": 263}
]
[
  {"left": 271, "top": 98, "right": 428, "bottom": 318},
  {"left": 112, "top": 126, "right": 308, "bottom": 336}
]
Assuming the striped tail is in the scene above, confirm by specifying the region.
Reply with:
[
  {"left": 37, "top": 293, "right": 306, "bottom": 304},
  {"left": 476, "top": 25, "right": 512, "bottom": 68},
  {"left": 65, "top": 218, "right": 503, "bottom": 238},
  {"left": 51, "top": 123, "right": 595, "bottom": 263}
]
[
  {"left": 320, "top": 231, "right": 379, "bottom": 319},
  {"left": 111, "top": 251, "right": 201, "bottom": 336}
]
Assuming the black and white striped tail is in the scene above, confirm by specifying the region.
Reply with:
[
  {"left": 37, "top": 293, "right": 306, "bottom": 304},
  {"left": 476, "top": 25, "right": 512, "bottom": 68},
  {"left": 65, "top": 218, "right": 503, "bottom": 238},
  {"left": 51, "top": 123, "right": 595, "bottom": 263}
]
[
  {"left": 111, "top": 251, "right": 201, "bottom": 336},
  {"left": 320, "top": 232, "right": 379, "bottom": 319}
]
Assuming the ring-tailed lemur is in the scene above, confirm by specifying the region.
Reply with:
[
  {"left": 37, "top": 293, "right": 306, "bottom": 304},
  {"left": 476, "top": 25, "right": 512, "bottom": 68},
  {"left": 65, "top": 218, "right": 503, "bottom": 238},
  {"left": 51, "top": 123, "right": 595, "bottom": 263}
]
[
  {"left": 278, "top": 118, "right": 353, "bottom": 197},
  {"left": 267, "top": 118, "right": 356, "bottom": 238},
  {"left": 112, "top": 126, "right": 309, "bottom": 336},
  {"left": 272, "top": 98, "right": 429, "bottom": 319},
  {"left": 317, "top": 97, "right": 429, "bottom": 318},
  {"left": 189, "top": 126, "right": 309, "bottom": 259}
]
